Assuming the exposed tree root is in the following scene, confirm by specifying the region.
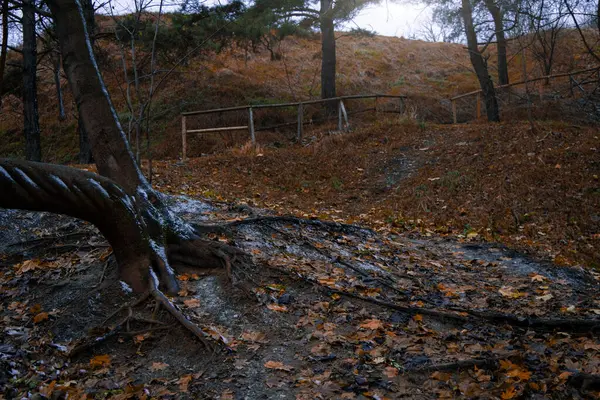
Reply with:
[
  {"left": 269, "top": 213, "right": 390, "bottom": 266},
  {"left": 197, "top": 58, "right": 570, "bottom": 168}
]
[
  {"left": 225, "top": 215, "right": 375, "bottom": 235},
  {"left": 149, "top": 279, "right": 213, "bottom": 349},
  {"left": 68, "top": 308, "right": 133, "bottom": 357},
  {"left": 403, "top": 354, "right": 519, "bottom": 374},
  {"left": 271, "top": 264, "right": 600, "bottom": 334}
]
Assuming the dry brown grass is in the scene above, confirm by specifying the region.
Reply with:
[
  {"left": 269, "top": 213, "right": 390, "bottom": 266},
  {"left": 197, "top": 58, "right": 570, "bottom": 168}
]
[
  {"left": 153, "top": 117, "right": 600, "bottom": 269},
  {"left": 2, "top": 25, "right": 597, "bottom": 162}
]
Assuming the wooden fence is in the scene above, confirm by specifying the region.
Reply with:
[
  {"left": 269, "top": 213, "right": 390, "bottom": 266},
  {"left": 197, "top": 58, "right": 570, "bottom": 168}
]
[
  {"left": 450, "top": 66, "right": 600, "bottom": 123},
  {"left": 181, "top": 94, "right": 405, "bottom": 160}
]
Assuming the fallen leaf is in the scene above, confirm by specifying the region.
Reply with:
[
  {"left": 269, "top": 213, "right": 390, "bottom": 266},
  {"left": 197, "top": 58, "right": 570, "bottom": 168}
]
[
  {"left": 360, "top": 319, "right": 383, "bottom": 330},
  {"left": 536, "top": 294, "right": 553, "bottom": 302},
  {"left": 240, "top": 331, "right": 268, "bottom": 343},
  {"left": 507, "top": 368, "right": 531, "bottom": 381},
  {"left": 150, "top": 362, "right": 169, "bottom": 371},
  {"left": 177, "top": 374, "right": 193, "bottom": 392},
  {"left": 558, "top": 371, "right": 573, "bottom": 380},
  {"left": 498, "top": 286, "right": 527, "bottom": 298},
  {"left": 264, "top": 360, "right": 293, "bottom": 371},
  {"left": 383, "top": 366, "right": 398, "bottom": 378},
  {"left": 267, "top": 304, "right": 288, "bottom": 312},
  {"left": 184, "top": 298, "right": 201, "bottom": 308},
  {"left": 33, "top": 312, "right": 49, "bottom": 324},
  {"left": 530, "top": 274, "right": 546, "bottom": 282},
  {"left": 501, "top": 386, "right": 517, "bottom": 399},
  {"left": 90, "top": 354, "right": 111, "bottom": 368},
  {"left": 431, "top": 371, "right": 451, "bottom": 381}
]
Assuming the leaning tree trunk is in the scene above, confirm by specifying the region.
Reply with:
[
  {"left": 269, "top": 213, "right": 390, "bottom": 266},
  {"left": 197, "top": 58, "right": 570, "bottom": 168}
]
[
  {"left": 22, "top": 0, "right": 42, "bottom": 161},
  {"left": 462, "top": 0, "right": 500, "bottom": 122},
  {"left": 1, "top": 0, "right": 245, "bottom": 299},
  {"left": 77, "top": 0, "right": 95, "bottom": 164},
  {"left": 0, "top": 0, "right": 9, "bottom": 103},
  {"left": 485, "top": 0, "right": 509, "bottom": 86},
  {"left": 320, "top": 0, "right": 336, "bottom": 115}
]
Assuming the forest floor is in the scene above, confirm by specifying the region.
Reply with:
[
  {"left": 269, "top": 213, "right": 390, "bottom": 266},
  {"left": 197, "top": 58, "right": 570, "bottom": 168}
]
[{"left": 1, "top": 118, "right": 599, "bottom": 399}]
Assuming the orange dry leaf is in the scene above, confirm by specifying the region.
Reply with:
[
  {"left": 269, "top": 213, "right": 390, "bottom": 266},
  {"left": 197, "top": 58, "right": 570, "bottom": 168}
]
[
  {"left": 557, "top": 371, "right": 573, "bottom": 381},
  {"left": 33, "top": 312, "right": 49, "bottom": 324},
  {"left": 431, "top": 371, "right": 451, "bottom": 381},
  {"left": 150, "top": 362, "right": 169, "bottom": 371},
  {"left": 178, "top": 273, "right": 200, "bottom": 281},
  {"left": 90, "top": 354, "right": 111, "bottom": 368},
  {"left": 413, "top": 314, "right": 423, "bottom": 322},
  {"left": 499, "top": 360, "right": 518, "bottom": 371},
  {"left": 184, "top": 298, "right": 201, "bottom": 308},
  {"left": 501, "top": 386, "right": 517, "bottom": 399},
  {"left": 360, "top": 319, "right": 383, "bottom": 330},
  {"left": 318, "top": 278, "right": 337, "bottom": 287},
  {"left": 383, "top": 366, "right": 398, "bottom": 378},
  {"left": 220, "top": 389, "right": 235, "bottom": 400},
  {"left": 264, "top": 360, "right": 293, "bottom": 371},
  {"left": 507, "top": 368, "right": 531, "bottom": 381},
  {"left": 267, "top": 304, "right": 288, "bottom": 312},
  {"left": 240, "top": 331, "right": 268, "bottom": 343},
  {"left": 29, "top": 304, "right": 42, "bottom": 314},
  {"left": 177, "top": 374, "right": 193, "bottom": 392}
]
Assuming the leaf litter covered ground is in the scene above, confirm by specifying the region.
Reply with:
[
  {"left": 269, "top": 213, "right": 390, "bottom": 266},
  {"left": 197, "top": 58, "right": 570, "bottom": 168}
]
[
  {"left": 1, "top": 194, "right": 600, "bottom": 399},
  {"left": 1, "top": 118, "right": 600, "bottom": 398}
]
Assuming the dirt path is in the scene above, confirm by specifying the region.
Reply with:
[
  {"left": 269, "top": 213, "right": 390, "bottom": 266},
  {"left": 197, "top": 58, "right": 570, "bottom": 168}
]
[{"left": 1, "top": 197, "right": 599, "bottom": 399}]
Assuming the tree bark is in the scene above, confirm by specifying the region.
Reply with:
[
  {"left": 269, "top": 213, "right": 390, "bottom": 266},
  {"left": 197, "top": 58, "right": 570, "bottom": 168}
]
[
  {"left": 320, "top": 0, "right": 336, "bottom": 114},
  {"left": 48, "top": 0, "right": 147, "bottom": 193},
  {"left": 77, "top": 0, "right": 95, "bottom": 164},
  {"left": 22, "top": 0, "right": 42, "bottom": 161},
  {"left": 0, "top": 0, "right": 9, "bottom": 102},
  {"left": 484, "top": 0, "right": 509, "bottom": 85},
  {"left": 0, "top": 158, "right": 152, "bottom": 291},
  {"left": 461, "top": 0, "right": 500, "bottom": 122},
  {"left": 52, "top": 53, "right": 66, "bottom": 121}
]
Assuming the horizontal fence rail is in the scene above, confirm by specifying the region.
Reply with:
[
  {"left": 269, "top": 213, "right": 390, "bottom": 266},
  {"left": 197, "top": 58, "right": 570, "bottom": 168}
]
[
  {"left": 181, "top": 94, "right": 406, "bottom": 160},
  {"left": 450, "top": 67, "right": 600, "bottom": 123}
]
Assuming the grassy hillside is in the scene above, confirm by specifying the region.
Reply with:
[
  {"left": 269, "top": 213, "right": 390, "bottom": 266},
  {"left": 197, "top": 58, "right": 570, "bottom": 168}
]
[
  {"left": 151, "top": 117, "right": 600, "bottom": 269},
  {"left": 0, "top": 22, "right": 597, "bottom": 162}
]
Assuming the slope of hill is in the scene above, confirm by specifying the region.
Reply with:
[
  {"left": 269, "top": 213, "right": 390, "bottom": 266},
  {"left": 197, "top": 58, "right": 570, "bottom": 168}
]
[{"left": 1, "top": 25, "right": 597, "bottom": 162}]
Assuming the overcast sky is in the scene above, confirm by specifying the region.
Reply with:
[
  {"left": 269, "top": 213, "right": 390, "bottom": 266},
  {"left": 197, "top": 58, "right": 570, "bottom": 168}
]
[
  {"left": 103, "top": 0, "right": 432, "bottom": 38},
  {"left": 349, "top": 2, "right": 431, "bottom": 37}
]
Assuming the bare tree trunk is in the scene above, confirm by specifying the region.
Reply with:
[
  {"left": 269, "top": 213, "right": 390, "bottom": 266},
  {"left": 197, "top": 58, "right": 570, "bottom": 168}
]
[
  {"left": 77, "top": 0, "right": 94, "bottom": 164},
  {"left": 52, "top": 53, "right": 66, "bottom": 121},
  {"left": 462, "top": 0, "right": 500, "bottom": 122},
  {"left": 320, "top": 0, "right": 336, "bottom": 114},
  {"left": 22, "top": 0, "right": 41, "bottom": 161},
  {"left": 484, "top": 0, "right": 509, "bottom": 85},
  {"left": 0, "top": 0, "right": 9, "bottom": 103},
  {"left": 33, "top": 0, "right": 244, "bottom": 297},
  {"left": 48, "top": 0, "right": 147, "bottom": 193}
]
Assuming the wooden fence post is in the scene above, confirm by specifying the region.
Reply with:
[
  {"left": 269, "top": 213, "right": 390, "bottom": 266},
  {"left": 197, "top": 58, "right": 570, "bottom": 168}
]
[
  {"left": 476, "top": 93, "right": 481, "bottom": 119},
  {"left": 339, "top": 100, "right": 349, "bottom": 131},
  {"left": 181, "top": 115, "right": 187, "bottom": 161},
  {"left": 338, "top": 99, "right": 343, "bottom": 131},
  {"left": 452, "top": 100, "right": 457, "bottom": 124},
  {"left": 248, "top": 107, "right": 255, "bottom": 145},
  {"left": 297, "top": 103, "right": 304, "bottom": 141}
]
